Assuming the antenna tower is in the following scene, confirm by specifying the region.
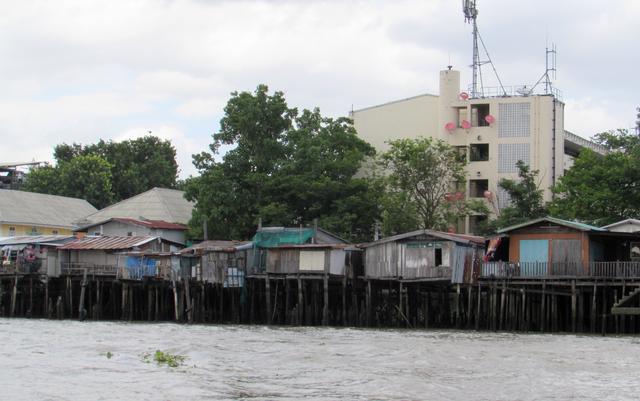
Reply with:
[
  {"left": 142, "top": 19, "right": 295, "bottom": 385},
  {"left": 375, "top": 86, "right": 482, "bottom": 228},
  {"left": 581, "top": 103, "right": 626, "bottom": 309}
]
[
  {"left": 462, "top": 0, "right": 506, "bottom": 98},
  {"left": 544, "top": 44, "right": 557, "bottom": 94}
]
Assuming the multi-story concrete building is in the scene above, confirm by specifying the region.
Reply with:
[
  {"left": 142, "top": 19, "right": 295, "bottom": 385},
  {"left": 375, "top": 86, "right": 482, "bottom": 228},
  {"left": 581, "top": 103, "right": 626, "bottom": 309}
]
[{"left": 351, "top": 68, "right": 607, "bottom": 234}]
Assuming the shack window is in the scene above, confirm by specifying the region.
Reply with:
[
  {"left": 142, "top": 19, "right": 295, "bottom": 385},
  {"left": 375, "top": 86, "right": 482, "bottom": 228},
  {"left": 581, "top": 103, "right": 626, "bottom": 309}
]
[
  {"left": 8, "top": 226, "right": 15, "bottom": 236},
  {"left": 469, "top": 144, "right": 489, "bottom": 162},
  {"left": 469, "top": 179, "right": 489, "bottom": 197},
  {"left": 52, "top": 230, "right": 58, "bottom": 235},
  {"left": 471, "top": 104, "right": 490, "bottom": 127}
]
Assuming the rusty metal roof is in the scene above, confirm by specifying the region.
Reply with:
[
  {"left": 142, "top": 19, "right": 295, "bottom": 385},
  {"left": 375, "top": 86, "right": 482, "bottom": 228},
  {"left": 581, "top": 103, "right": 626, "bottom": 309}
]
[
  {"left": 59, "top": 236, "right": 158, "bottom": 250},
  {"left": 77, "top": 217, "right": 187, "bottom": 231},
  {"left": 180, "top": 240, "right": 251, "bottom": 254},
  {"left": 360, "top": 229, "right": 485, "bottom": 248},
  {"left": 0, "top": 235, "right": 75, "bottom": 246}
]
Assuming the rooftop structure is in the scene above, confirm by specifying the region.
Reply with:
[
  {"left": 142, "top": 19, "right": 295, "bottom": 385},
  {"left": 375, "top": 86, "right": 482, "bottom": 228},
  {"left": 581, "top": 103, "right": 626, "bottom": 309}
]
[
  {"left": 81, "top": 187, "right": 194, "bottom": 225},
  {"left": 0, "top": 189, "right": 97, "bottom": 236}
]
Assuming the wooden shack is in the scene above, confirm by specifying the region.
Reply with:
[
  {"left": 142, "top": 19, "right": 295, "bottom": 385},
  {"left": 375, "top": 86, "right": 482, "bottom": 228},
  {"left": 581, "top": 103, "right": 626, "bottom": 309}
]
[
  {"left": 361, "top": 230, "right": 485, "bottom": 283},
  {"left": 265, "top": 244, "right": 363, "bottom": 278},
  {"left": 485, "top": 216, "right": 640, "bottom": 277},
  {"left": 180, "top": 240, "right": 252, "bottom": 286},
  {"left": 56, "top": 236, "right": 183, "bottom": 277},
  {"left": 0, "top": 235, "right": 75, "bottom": 275}
]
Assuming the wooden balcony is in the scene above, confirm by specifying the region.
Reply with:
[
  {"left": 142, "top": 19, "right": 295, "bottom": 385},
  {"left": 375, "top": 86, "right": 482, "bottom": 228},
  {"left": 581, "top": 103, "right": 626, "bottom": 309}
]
[{"left": 481, "top": 261, "right": 640, "bottom": 279}]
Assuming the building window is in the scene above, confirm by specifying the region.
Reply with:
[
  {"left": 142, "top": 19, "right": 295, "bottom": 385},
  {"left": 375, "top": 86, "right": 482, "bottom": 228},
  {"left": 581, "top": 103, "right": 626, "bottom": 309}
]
[
  {"left": 127, "top": 231, "right": 133, "bottom": 236},
  {"left": 469, "top": 215, "right": 488, "bottom": 234},
  {"left": 454, "top": 146, "right": 467, "bottom": 163},
  {"left": 469, "top": 179, "right": 489, "bottom": 198},
  {"left": 455, "top": 107, "right": 468, "bottom": 127},
  {"left": 498, "top": 102, "right": 530, "bottom": 137},
  {"left": 471, "top": 104, "right": 490, "bottom": 127},
  {"left": 498, "top": 143, "right": 530, "bottom": 173},
  {"left": 469, "top": 144, "right": 489, "bottom": 162},
  {"left": 52, "top": 230, "right": 58, "bottom": 235},
  {"left": 8, "top": 226, "right": 16, "bottom": 236}
]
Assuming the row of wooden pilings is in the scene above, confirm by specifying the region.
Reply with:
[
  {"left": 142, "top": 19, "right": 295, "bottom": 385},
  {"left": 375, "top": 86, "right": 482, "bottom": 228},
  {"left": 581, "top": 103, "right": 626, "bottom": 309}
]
[{"left": 0, "top": 273, "right": 639, "bottom": 334}]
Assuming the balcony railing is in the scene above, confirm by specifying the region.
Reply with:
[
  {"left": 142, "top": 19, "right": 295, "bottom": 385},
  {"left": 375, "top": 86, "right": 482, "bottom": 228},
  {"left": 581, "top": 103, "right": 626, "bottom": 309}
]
[
  {"left": 61, "top": 263, "right": 118, "bottom": 276},
  {"left": 481, "top": 261, "right": 640, "bottom": 279}
]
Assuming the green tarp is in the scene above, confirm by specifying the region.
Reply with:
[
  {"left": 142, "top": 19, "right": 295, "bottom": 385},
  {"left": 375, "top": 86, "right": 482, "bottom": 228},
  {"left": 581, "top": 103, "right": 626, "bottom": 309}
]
[{"left": 252, "top": 228, "right": 315, "bottom": 248}]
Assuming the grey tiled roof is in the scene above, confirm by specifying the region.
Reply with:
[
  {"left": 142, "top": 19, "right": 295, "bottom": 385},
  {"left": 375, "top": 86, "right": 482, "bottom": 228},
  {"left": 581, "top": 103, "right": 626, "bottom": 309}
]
[
  {"left": 0, "top": 190, "right": 97, "bottom": 228},
  {"left": 81, "top": 187, "right": 193, "bottom": 225}
]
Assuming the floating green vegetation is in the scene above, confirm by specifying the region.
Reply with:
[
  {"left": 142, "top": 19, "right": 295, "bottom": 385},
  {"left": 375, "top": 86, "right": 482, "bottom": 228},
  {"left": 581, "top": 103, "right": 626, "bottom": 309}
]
[
  {"left": 143, "top": 350, "right": 186, "bottom": 368},
  {"left": 100, "top": 351, "right": 113, "bottom": 359}
]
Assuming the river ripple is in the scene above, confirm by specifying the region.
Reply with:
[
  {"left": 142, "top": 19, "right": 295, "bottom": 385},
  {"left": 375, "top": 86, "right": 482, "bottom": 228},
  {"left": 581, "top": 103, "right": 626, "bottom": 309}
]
[{"left": 0, "top": 319, "right": 638, "bottom": 401}]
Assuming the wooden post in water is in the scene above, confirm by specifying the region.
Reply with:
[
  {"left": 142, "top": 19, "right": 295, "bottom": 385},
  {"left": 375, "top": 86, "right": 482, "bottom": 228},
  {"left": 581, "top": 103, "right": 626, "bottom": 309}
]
[
  {"left": 591, "top": 284, "right": 597, "bottom": 333},
  {"left": 172, "top": 279, "right": 179, "bottom": 321},
  {"left": 551, "top": 293, "right": 558, "bottom": 332},
  {"left": 466, "top": 285, "right": 473, "bottom": 329},
  {"left": 44, "top": 277, "right": 49, "bottom": 319},
  {"left": 322, "top": 274, "right": 329, "bottom": 326},
  {"left": 56, "top": 296, "right": 63, "bottom": 319},
  {"left": 521, "top": 288, "right": 526, "bottom": 332},
  {"left": 366, "top": 280, "right": 372, "bottom": 327},
  {"left": 342, "top": 276, "right": 347, "bottom": 327},
  {"left": 455, "top": 283, "right": 461, "bottom": 329},
  {"left": 475, "top": 283, "right": 481, "bottom": 330},
  {"left": 571, "top": 280, "right": 577, "bottom": 332},
  {"left": 424, "top": 288, "right": 430, "bottom": 329},
  {"left": 540, "top": 281, "right": 547, "bottom": 332},
  {"left": 499, "top": 281, "right": 506, "bottom": 330},
  {"left": 184, "top": 279, "right": 193, "bottom": 323},
  {"left": 398, "top": 281, "right": 403, "bottom": 328},
  {"left": 285, "top": 278, "right": 290, "bottom": 325},
  {"left": 10, "top": 275, "right": 18, "bottom": 317},
  {"left": 265, "top": 274, "right": 271, "bottom": 325},
  {"left": 78, "top": 269, "right": 88, "bottom": 321}
]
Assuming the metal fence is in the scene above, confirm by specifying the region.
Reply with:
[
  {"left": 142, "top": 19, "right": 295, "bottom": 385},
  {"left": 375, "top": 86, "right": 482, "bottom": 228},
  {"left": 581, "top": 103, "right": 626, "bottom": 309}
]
[{"left": 481, "top": 261, "right": 640, "bottom": 279}]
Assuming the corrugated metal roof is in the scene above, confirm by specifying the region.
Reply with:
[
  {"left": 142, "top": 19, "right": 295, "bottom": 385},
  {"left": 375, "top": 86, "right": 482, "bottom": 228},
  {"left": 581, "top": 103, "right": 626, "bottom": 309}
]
[
  {"left": 0, "top": 235, "right": 75, "bottom": 246},
  {"left": 77, "top": 217, "right": 187, "bottom": 231},
  {"left": 181, "top": 240, "right": 251, "bottom": 254},
  {"left": 0, "top": 189, "right": 97, "bottom": 228},
  {"left": 497, "top": 216, "right": 607, "bottom": 234},
  {"left": 80, "top": 188, "right": 193, "bottom": 225},
  {"left": 360, "top": 229, "right": 485, "bottom": 248},
  {"left": 59, "top": 236, "right": 158, "bottom": 250}
]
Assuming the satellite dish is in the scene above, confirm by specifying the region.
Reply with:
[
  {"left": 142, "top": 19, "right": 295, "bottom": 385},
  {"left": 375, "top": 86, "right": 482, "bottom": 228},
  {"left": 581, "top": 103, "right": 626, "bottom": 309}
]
[
  {"left": 459, "top": 92, "right": 470, "bottom": 100},
  {"left": 445, "top": 122, "right": 456, "bottom": 132},
  {"left": 516, "top": 86, "right": 531, "bottom": 96},
  {"left": 483, "top": 190, "right": 493, "bottom": 199},
  {"left": 461, "top": 120, "right": 471, "bottom": 130},
  {"left": 485, "top": 114, "right": 496, "bottom": 124}
]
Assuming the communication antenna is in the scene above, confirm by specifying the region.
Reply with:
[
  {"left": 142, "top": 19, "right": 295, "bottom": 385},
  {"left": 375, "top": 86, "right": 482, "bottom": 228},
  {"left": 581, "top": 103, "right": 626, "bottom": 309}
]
[
  {"left": 462, "top": 0, "right": 506, "bottom": 98},
  {"left": 530, "top": 44, "right": 558, "bottom": 96}
]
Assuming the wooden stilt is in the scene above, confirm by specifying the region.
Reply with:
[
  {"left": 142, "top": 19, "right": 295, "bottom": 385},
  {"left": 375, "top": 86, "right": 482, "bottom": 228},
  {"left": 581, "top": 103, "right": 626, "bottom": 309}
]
[
  {"left": 44, "top": 277, "right": 49, "bottom": 319},
  {"left": 285, "top": 278, "right": 290, "bottom": 325},
  {"left": 541, "top": 281, "right": 547, "bottom": 332},
  {"left": 571, "top": 280, "right": 577, "bottom": 332},
  {"left": 591, "top": 284, "right": 597, "bottom": 333},
  {"left": 475, "top": 283, "right": 481, "bottom": 330},
  {"left": 172, "top": 280, "right": 179, "bottom": 321},
  {"left": 499, "top": 281, "right": 506, "bottom": 330},
  {"left": 322, "top": 274, "right": 329, "bottom": 326},
  {"left": 297, "top": 276, "right": 303, "bottom": 325},
  {"left": 342, "top": 276, "right": 347, "bottom": 327},
  {"left": 78, "top": 269, "right": 88, "bottom": 321},
  {"left": 10, "top": 275, "right": 18, "bottom": 318},
  {"left": 521, "top": 288, "right": 526, "bottom": 331},
  {"left": 265, "top": 275, "right": 271, "bottom": 325},
  {"left": 184, "top": 279, "right": 192, "bottom": 323},
  {"left": 366, "top": 280, "right": 372, "bottom": 326}
]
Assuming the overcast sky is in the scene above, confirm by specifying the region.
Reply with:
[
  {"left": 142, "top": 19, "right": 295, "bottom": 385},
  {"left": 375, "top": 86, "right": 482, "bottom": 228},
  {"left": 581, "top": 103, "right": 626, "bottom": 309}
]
[{"left": 1, "top": 0, "right": 638, "bottom": 178}]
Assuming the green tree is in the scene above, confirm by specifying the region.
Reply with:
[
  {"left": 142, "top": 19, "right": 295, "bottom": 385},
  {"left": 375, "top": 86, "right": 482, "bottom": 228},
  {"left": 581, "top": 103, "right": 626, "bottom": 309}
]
[
  {"left": 54, "top": 136, "right": 178, "bottom": 201},
  {"left": 185, "top": 85, "right": 379, "bottom": 242},
  {"left": 25, "top": 135, "right": 178, "bottom": 208},
  {"left": 591, "top": 128, "right": 640, "bottom": 152},
  {"left": 59, "top": 155, "right": 114, "bottom": 209},
  {"left": 380, "top": 137, "right": 480, "bottom": 231},
  {"left": 482, "top": 160, "right": 547, "bottom": 233},
  {"left": 23, "top": 155, "right": 113, "bottom": 209},
  {"left": 550, "top": 149, "right": 640, "bottom": 225},
  {"left": 22, "top": 165, "right": 61, "bottom": 194}
]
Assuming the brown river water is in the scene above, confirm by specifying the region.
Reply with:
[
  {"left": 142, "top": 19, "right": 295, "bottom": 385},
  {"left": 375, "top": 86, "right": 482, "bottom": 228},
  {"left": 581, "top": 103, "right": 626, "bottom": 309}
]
[{"left": 1, "top": 318, "right": 638, "bottom": 400}]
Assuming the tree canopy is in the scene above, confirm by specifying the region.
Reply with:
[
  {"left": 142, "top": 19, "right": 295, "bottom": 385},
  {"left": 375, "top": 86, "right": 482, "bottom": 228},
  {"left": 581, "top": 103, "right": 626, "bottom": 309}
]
[
  {"left": 480, "top": 160, "right": 547, "bottom": 234},
  {"left": 185, "top": 85, "right": 380, "bottom": 241},
  {"left": 550, "top": 128, "right": 640, "bottom": 225},
  {"left": 380, "top": 137, "right": 485, "bottom": 232},
  {"left": 23, "top": 135, "right": 178, "bottom": 208}
]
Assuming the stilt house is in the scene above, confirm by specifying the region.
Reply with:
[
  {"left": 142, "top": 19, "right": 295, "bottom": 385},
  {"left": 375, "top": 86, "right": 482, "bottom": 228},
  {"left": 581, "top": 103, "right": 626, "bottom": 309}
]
[{"left": 361, "top": 230, "right": 485, "bottom": 283}]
